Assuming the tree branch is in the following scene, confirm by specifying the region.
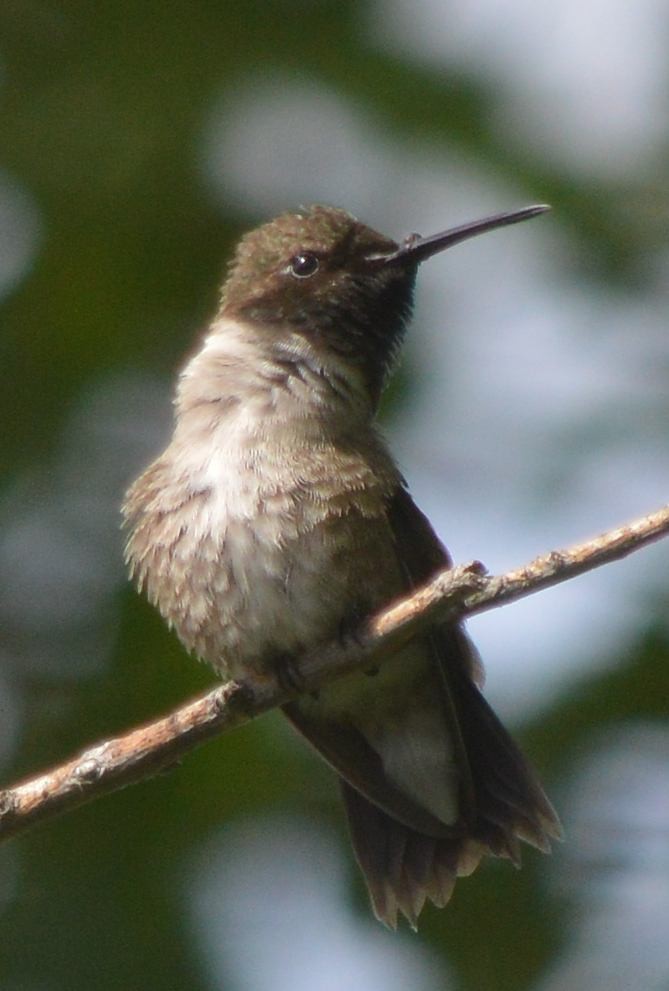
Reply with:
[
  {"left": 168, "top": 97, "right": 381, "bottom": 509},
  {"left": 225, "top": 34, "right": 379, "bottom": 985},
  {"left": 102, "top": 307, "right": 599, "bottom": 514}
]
[{"left": 1, "top": 503, "right": 667, "bottom": 844}]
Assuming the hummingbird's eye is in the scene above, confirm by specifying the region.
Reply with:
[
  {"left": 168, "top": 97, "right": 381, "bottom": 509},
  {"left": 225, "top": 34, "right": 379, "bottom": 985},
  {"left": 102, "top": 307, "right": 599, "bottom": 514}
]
[{"left": 289, "top": 253, "right": 319, "bottom": 278}]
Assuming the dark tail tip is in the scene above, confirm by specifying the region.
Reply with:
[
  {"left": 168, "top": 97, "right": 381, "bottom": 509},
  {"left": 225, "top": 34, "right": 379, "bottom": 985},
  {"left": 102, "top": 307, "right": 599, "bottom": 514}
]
[{"left": 341, "top": 782, "right": 488, "bottom": 928}]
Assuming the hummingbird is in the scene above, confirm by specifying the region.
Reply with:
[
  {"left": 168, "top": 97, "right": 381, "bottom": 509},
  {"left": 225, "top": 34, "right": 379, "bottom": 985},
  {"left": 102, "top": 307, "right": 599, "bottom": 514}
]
[{"left": 122, "top": 202, "right": 561, "bottom": 928}]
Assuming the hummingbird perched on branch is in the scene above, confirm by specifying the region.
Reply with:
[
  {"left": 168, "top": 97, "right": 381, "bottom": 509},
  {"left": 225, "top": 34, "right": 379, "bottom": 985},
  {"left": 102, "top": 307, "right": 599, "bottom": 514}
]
[{"left": 123, "top": 202, "right": 561, "bottom": 928}]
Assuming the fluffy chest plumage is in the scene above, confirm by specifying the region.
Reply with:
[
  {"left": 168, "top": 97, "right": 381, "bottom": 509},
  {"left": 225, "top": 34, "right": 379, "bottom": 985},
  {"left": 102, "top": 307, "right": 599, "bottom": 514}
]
[
  {"left": 124, "top": 410, "right": 404, "bottom": 681},
  {"left": 122, "top": 317, "right": 407, "bottom": 677}
]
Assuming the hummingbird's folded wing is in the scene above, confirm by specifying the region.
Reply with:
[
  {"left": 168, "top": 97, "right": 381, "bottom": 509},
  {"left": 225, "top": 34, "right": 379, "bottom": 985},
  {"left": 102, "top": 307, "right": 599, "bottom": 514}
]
[
  {"left": 283, "top": 700, "right": 454, "bottom": 838},
  {"left": 387, "top": 485, "right": 561, "bottom": 847},
  {"left": 385, "top": 485, "right": 485, "bottom": 686},
  {"left": 286, "top": 485, "right": 561, "bottom": 926}
]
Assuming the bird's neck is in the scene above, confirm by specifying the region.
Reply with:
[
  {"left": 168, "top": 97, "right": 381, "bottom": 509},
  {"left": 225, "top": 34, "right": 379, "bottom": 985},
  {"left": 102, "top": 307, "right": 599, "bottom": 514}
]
[{"left": 174, "top": 316, "right": 374, "bottom": 449}]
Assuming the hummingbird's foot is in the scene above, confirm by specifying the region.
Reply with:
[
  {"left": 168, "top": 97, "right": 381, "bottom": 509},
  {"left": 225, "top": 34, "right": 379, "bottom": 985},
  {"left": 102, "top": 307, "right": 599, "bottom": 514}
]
[
  {"left": 338, "top": 600, "right": 370, "bottom": 647},
  {"left": 338, "top": 602, "right": 378, "bottom": 676},
  {"left": 273, "top": 651, "right": 309, "bottom": 695}
]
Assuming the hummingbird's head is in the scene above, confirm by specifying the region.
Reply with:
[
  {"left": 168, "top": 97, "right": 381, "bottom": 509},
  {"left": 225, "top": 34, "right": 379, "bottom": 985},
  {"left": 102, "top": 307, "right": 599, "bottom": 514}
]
[
  {"left": 220, "top": 205, "right": 414, "bottom": 402},
  {"left": 219, "top": 203, "right": 549, "bottom": 405}
]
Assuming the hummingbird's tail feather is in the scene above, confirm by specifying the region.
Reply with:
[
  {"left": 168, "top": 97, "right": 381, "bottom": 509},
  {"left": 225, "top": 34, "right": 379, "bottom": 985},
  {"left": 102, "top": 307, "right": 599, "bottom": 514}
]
[
  {"left": 340, "top": 655, "right": 561, "bottom": 928},
  {"left": 445, "top": 656, "right": 563, "bottom": 856},
  {"left": 284, "top": 650, "right": 560, "bottom": 928},
  {"left": 341, "top": 781, "right": 484, "bottom": 929}
]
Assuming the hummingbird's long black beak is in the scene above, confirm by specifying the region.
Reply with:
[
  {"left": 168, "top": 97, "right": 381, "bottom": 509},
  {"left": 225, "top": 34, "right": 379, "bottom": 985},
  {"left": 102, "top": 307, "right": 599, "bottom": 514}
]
[{"left": 382, "top": 204, "right": 550, "bottom": 267}]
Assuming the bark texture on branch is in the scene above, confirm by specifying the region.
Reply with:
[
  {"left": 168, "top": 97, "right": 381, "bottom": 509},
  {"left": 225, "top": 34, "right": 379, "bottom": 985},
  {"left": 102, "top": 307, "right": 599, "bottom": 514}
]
[{"left": 1, "top": 504, "right": 667, "bottom": 844}]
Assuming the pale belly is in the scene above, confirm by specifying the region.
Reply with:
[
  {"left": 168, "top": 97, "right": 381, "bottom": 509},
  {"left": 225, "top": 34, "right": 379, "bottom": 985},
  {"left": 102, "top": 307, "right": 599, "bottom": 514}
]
[
  {"left": 131, "top": 463, "right": 459, "bottom": 826},
  {"left": 162, "top": 496, "right": 409, "bottom": 684}
]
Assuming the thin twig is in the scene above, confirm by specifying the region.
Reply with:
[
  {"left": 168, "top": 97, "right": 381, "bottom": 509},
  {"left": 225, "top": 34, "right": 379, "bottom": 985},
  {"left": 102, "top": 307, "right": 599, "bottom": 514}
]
[{"left": 1, "top": 504, "right": 667, "bottom": 844}]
